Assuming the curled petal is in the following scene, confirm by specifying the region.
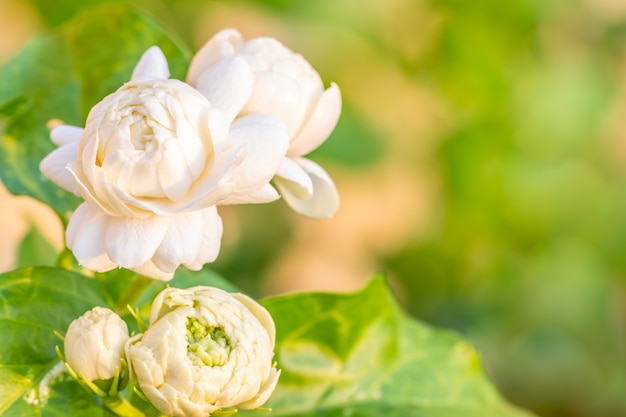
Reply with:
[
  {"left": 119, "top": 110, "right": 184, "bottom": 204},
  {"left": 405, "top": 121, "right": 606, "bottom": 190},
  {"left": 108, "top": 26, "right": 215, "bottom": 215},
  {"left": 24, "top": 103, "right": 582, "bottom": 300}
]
[
  {"left": 66, "top": 203, "right": 118, "bottom": 272},
  {"left": 50, "top": 124, "right": 83, "bottom": 146},
  {"left": 288, "top": 82, "right": 342, "bottom": 157},
  {"left": 232, "top": 292, "right": 276, "bottom": 347},
  {"left": 195, "top": 56, "right": 254, "bottom": 122},
  {"left": 218, "top": 183, "right": 279, "bottom": 205},
  {"left": 237, "top": 368, "right": 281, "bottom": 410},
  {"left": 131, "top": 46, "right": 170, "bottom": 80},
  {"left": 274, "top": 157, "right": 313, "bottom": 200},
  {"left": 132, "top": 260, "right": 176, "bottom": 282},
  {"left": 218, "top": 114, "right": 289, "bottom": 205},
  {"left": 187, "top": 28, "right": 243, "bottom": 86},
  {"left": 275, "top": 158, "right": 339, "bottom": 219},
  {"left": 40, "top": 143, "right": 80, "bottom": 195}
]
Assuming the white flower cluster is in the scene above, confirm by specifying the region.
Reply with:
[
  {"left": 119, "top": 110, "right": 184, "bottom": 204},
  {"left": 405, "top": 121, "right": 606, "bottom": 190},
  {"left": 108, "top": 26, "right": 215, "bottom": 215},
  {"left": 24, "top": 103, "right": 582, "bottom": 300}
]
[
  {"left": 40, "top": 29, "right": 341, "bottom": 281},
  {"left": 64, "top": 286, "right": 279, "bottom": 417}
]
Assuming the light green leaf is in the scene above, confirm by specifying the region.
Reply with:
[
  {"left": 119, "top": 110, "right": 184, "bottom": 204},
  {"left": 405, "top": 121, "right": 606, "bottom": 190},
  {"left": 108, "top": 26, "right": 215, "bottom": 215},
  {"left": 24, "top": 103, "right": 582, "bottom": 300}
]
[
  {"left": 16, "top": 226, "right": 58, "bottom": 269},
  {"left": 0, "top": 4, "right": 190, "bottom": 218},
  {"left": 0, "top": 267, "right": 114, "bottom": 416},
  {"left": 255, "top": 277, "right": 534, "bottom": 417}
]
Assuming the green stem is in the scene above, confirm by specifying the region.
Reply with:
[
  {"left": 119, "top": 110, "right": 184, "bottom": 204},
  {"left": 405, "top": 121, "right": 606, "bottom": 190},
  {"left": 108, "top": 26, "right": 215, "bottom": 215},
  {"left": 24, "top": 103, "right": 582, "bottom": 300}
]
[
  {"left": 102, "top": 395, "right": 146, "bottom": 417},
  {"left": 117, "top": 274, "right": 153, "bottom": 311}
]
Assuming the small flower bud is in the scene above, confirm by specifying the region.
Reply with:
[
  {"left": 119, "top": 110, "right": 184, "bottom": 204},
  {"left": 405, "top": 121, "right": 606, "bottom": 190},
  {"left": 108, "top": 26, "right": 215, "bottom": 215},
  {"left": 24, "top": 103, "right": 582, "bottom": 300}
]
[{"left": 64, "top": 307, "right": 130, "bottom": 383}]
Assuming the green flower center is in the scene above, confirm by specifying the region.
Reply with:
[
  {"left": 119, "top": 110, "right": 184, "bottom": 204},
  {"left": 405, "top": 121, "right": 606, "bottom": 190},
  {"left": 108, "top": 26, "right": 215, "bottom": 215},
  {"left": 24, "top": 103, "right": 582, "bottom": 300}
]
[{"left": 186, "top": 318, "right": 232, "bottom": 367}]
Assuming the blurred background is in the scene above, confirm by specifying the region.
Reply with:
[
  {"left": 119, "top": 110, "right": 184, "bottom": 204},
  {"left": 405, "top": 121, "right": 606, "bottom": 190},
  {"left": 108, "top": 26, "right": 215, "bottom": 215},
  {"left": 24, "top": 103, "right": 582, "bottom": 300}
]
[{"left": 1, "top": 0, "right": 626, "bottom": 416}]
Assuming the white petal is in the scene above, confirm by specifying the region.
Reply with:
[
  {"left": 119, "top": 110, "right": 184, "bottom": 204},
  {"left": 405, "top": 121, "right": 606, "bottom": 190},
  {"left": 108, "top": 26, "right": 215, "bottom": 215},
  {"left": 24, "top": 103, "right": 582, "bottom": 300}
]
[
  {"left": 288, "top": 82, "right": 342, "bottom": 157},
  {"left": 275, "top": 158, "right": 339, "bottom": 219},
  {"left": 104, "top": 215, "right": 171, "bottom": 269},
  {"left": 66, "top": 203, "right": 118, "bottom": 271},
  {"left": 50, "top": 124, "right": 83, "bottom": 146},
  {"left": 150, "top": 211, "right": 204, "bottom": 273},
  {"left": 182, "top": 206, "right": 223, "bottom": 269},
  {"left": 132, "top": 260, "right": 175, "bottom": 282},
  {"left": 219, "top": 183, "right": 279, "bottom": 205},
  {"left": 217, "top": 114, "right": 288, "bottom": 205},
  {"left": 237, "top": 368, "right": 281, "bottom": 410},
  {"left": 182, "top": 144, "right": 240, "bottom": 212},
  {"left": 242, "top": 71, "right": 306, "bottom": 137},
  {"left": 196, "top": 56, "right": 253, "bottom": 122},
  {"left": 274, "top": 157, "right": 313, "bottom": 199},
  {"left": 187, "top": 28, "right": 243, "bottom": 86},
  {"left": 232, "top": 292, "right": 276, "bottom": 347},
  {"left": 157, "top": 139, "right": 195, "bottom": 202},
  {"left": 40, "top": 143, "right": 79, "bottom": 195},
  {"left": 131, "top": 46, "right": 170, "bottom": 80}
]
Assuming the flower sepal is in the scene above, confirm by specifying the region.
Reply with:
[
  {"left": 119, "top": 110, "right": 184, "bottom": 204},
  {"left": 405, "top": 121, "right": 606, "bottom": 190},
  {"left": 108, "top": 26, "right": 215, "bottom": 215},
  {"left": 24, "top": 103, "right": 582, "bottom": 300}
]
[{"left": 55, "top": 342, "right": 129, "bottom": 398}]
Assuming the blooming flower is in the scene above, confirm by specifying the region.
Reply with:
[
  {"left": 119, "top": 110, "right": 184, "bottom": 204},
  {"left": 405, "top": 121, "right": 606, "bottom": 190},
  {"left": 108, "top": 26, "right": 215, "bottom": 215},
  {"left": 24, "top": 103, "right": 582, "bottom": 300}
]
[
  {"left": 126, "top": 286, "right": 280, "bottom": 417},
  {"left": 64, "top": 307, "right": 129, "bottom": 383},
  {"left": 40, "top": 46, "right": 289, "bottom": 280},
  {"left": 187, "top": 29, "right": 342, "bottom": 218}
]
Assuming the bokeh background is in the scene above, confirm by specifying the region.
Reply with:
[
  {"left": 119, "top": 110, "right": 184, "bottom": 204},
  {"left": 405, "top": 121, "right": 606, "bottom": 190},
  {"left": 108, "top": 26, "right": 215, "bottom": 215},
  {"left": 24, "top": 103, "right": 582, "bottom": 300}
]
[{"left": 1, "top": 0, "right": 626, "bottom": 416}]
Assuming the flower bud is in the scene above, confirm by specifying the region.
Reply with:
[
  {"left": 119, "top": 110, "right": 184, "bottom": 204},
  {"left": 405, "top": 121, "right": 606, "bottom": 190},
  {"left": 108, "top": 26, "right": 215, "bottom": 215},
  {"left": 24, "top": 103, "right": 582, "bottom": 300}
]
[
  {"left": 126, "top": 286, "right": 280, "bottom": 417},
  {"left": 64, "top": 307, "right": 130, "bottom": 383}
]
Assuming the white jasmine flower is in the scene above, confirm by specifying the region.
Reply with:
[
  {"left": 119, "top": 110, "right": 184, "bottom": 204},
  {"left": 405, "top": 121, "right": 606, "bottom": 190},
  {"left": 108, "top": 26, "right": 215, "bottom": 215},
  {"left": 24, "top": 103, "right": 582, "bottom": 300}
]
[
  {"left": 64, "top": 307, "right": 129, "bottom": 382},
  {"left": 40, "top": 46, "right": 289, "bottom": 280},
  {"left": 188, "top": 29, "right": 342, "bottom": 218},
  {"left": 126, "top": 286, "right": 280, "bottom": 417}
]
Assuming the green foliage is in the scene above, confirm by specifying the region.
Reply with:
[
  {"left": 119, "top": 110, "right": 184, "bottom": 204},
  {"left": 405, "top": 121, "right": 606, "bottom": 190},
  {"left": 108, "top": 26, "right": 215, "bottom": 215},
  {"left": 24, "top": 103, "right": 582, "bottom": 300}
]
[
  {"left": 0, "top": 268, "right": 533, "bottom": 416},
  {"left": 0, "top": 4, "right": 190, "bottom": 218},
  {"left": 16, "top": 226, "right": 58, "bottom": 268},
  {"left": 0, "top": 267, "right": 112, "bottom": 416},
  {"left": 254, "top": 277, "right": 533, "bottom": 417}
]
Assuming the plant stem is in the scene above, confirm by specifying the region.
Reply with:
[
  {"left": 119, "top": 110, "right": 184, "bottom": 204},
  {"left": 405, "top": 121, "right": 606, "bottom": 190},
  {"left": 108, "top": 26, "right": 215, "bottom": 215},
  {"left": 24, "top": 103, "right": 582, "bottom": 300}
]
[
  {"left": 102, "top": 395, "right": 146, "bottom": 417},
  {"left": 117, "top": 274, "right": 153, "bottom": 311}
]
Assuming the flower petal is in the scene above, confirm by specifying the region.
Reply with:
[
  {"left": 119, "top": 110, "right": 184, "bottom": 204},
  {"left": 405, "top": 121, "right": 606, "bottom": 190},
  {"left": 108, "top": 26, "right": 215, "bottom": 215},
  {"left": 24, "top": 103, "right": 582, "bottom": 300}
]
[
  {"left": 274, "top": 157, "right": 313, "bottom": 200},
  {"left": 242, "top": 70, "right": 306, "bottom": 137},
  {"left": 231, "top": 292, "right": 276, "bottom": 347},
  {"left": 40, "top": 143, "right": 80, "bottom": 195},
  {"left": 132, "top": 260, "right": 176, "bottom": 282},
  {"left": 150, "top": 210, "right": 206, "bottom": 273},
  {"left": 104, "top": 214, "right": 171, "bottom": 269},
  {"left": 218, "top": 183, "right": 279, "bottom": 205},
  {"left": 217, "top": 114, "right": 289, "bottom": 205},
  {"left": 237, "top": 368, "right": 281, "bottom": 410},
  {"left": 288, "top": 82, "right": 342, "bottom": 157},
  {"left": 195, "top": 56, "right": 253, "bottom": 122},
  {"left": 50, "top": 124, "right": 83, "bottom": 146},
  {"left": 187, "top": 28, "right": 243, "bottom": 86},
  {"left": 182, "top": 205, "right": 223, "bottom": 270},
  {"left": 66, "top": 203, "right": 118, "bottom": 271},
  {"left": 157, "top": 139, "right": 195, "bottom": 202},
  {"left": 274, "top": 158, "right": 339, "bottom": 219},
  {"left": 131, "top": 46, "right": 170, "bottom": 80}
]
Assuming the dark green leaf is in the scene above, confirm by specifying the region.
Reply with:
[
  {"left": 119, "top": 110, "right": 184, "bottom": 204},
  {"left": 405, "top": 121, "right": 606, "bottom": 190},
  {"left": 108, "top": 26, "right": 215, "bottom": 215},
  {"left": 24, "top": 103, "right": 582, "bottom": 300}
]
[
  {"left": 0, "top": 4, "right": 190, "bottom": 218},
  {"left": 253, "top": 277, "right": 534, "bottom": 417},
  {"left": 0, "top": 267, "right": 113, "bottom": 415}
]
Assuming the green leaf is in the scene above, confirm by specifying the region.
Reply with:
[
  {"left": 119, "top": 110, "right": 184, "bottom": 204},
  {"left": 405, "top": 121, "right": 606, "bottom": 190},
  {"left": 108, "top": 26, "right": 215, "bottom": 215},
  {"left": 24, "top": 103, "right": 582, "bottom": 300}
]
[
  {"left": 0, "top": 4, "right": 190, "bottom": 218},
  {"left": 255, "top": 277, "right": 534, "bottom": 417},
  {"left": 0, "top": 267, "right": 114, "bottom": 416},
  {"left": 16, "top": 226, "right": 58, "bottom": 269}
]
